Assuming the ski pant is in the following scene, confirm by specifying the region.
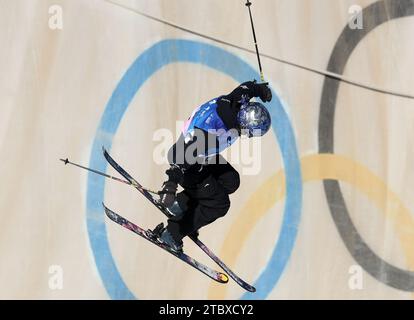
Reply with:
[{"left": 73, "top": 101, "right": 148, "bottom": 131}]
[{"left": 166, "top": 155, "right": 240, "bottom": 243}]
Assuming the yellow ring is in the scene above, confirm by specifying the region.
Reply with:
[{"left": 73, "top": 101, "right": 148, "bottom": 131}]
[{"left": 208, "top": 154, "right": 414, "bottom": 299}]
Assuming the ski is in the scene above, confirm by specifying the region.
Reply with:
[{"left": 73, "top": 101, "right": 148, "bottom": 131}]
[
  {"left": 187, "top": 236, "right": 256, "bottom": 292},
  {"left": 103, "top": 203, "right": 229, "bottom": 284},
  {"left": 102, "top": 147, "right": 256, "bottom": 292}
]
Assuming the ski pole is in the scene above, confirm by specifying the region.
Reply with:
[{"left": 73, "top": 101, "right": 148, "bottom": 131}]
[
  {"left": 245, "top": 0, "right": 265, "bottom": 82},
  {"left": 59, "top": 158, "right": 160, "bottom": 194}
]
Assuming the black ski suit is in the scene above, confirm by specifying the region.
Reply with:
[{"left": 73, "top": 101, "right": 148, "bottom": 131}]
[{"left": 164, "top": 81, "right": 270, "bottom": 244}]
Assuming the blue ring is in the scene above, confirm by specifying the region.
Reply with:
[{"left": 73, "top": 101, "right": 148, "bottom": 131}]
[{"left": 86, "top": 39, "right": 303, "bottom": 300}]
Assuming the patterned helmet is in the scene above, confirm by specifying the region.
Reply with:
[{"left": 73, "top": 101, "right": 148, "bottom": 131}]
[{"left": 237, "top": 102, "right": 271, "bottom": 137}]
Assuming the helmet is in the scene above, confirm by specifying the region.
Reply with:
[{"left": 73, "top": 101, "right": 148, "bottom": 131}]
[{"left": 237, "top": 102, "right": 271, "bottom": 137}]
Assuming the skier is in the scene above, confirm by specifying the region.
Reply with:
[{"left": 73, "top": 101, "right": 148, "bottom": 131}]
[{"left": 155, "top": 81, "right": 272, "bottom": 252}]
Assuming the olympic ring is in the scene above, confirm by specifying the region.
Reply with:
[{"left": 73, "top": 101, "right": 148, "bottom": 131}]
[
  {"left": 209, "top": 154, "right": 414, "bottom": 298},
  {"left": 318, "top": 0, "right": 414, "bottom": 291},
  {"left": 86, "top": 39, "right": 302, "bottom": 299}
]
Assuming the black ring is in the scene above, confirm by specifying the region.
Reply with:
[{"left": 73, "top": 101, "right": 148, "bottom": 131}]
[{"left": 318, "top": 0, "right": 414, "bottom": 291}]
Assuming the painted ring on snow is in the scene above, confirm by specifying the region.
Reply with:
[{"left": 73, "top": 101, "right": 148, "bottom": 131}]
[
  {"left": 86, "top": 39, "right": 302, "bottom": 299},
  {"left": 318, "top": 0, "right": 414, "bottom": 291},
  {"left": 209, "top": 154, "right": 414, "bottom": 298}
]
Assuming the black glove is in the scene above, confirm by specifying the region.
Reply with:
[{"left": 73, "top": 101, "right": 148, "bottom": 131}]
[
  {"left": 257, "top": 83, "right": 272, "bottom": 102},
  {"left": 159, "top": 180, "right": 178, "bottom": 208}
]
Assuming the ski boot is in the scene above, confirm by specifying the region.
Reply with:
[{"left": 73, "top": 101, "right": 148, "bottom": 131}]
[
  {"left": 148, "top": 223, "right": 183, "bottom": 253},
  {"left": 147, "top": 222, "right": 165, "bottom": 239},
  {"left": 165, "top": 200, "right": 185, "bottom": 221},
  {"left": 159, "top": 228, "right": 183, "bottom": 253}
]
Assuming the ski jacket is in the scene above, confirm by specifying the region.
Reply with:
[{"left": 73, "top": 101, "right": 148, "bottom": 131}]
[{"left": 166, "top": 81, "right": 264, "bottom": 185}]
